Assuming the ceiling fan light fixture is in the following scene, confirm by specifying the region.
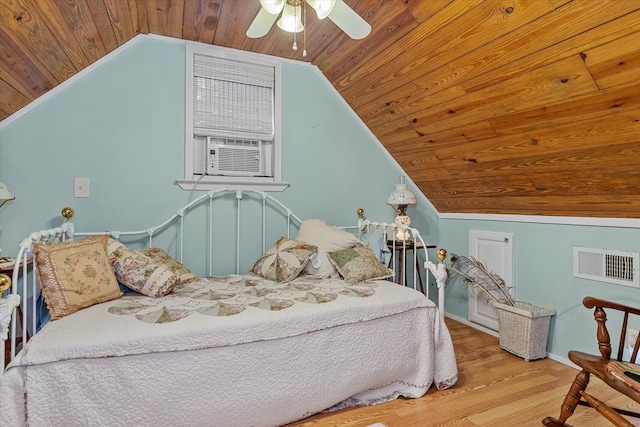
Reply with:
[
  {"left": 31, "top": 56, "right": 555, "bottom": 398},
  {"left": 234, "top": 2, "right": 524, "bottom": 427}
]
[
  {"left": 277, "top": 2, "right": 304, "bottom": 33},
  {"left": 248, "top": 0, "right": 370, "bottom": 56}
]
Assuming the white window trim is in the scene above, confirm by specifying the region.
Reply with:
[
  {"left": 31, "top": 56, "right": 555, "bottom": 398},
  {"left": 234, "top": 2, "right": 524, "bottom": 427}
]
[{"left": 178, "top": 42, "right": 289, "bottom": 192}]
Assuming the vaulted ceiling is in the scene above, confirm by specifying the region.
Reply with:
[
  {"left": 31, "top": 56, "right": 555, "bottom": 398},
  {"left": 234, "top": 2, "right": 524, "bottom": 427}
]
[{"left": 1, "top": 0, "right": 639, "bottom": 218}]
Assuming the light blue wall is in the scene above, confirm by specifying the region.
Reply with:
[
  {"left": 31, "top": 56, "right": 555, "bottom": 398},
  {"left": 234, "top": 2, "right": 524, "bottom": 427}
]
[
  {"left": 440, "top": 217, "right": 640, "bottom": 363},
  {"left": 1, "top": 35, "right": 637, "bottom": 363},
  {"left": 0, "top": 37, "right": 186, "bottom": 237},
  {"left": 0, "top": 36, "right": 436, "bottom": 273}
]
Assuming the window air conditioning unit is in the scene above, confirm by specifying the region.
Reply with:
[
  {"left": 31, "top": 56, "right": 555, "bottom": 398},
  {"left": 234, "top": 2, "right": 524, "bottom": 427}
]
[{"left": 205, "top": 138, "right": 271, "bottom": 177}]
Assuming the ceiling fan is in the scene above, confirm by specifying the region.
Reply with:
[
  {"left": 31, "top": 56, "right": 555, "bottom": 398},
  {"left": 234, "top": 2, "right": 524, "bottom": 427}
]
[{"left": 246, "top": 0, "right": 371, "bottom": 42}]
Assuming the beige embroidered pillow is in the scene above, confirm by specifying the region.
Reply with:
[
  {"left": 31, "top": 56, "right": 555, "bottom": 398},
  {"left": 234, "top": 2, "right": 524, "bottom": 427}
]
[
  {"left": 33, "top": 235, "right": 123, "bottom": 320},
  {"left": 110, "top": 247, "right": 180, "bottom": 297},
  {"left": 328, "top": 245, "right": 394, "bottom": 283},
  {"left": 251, "top": 237, "right": 317, "bottom": 282}
]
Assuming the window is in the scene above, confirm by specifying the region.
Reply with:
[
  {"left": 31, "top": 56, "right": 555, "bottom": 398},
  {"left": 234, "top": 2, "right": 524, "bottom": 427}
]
[{"left": 177, "top": 43, "right": 288, "bottom": 192}]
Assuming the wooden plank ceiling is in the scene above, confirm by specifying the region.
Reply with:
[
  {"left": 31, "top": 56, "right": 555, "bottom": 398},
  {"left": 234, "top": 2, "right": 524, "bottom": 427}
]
[{"left": 1, "top": 0, "right": 639, "bottom": 218}]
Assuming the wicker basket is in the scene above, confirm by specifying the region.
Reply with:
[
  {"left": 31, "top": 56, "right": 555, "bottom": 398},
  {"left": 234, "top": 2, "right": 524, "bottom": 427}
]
[{"left": 494, "top": 301, "right": 556, "bottom": 361}]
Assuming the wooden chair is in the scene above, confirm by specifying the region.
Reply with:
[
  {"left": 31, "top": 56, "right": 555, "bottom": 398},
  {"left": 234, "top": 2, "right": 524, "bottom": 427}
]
[{"left": 543, "top": 296, "right": 640, "bottom": 427}]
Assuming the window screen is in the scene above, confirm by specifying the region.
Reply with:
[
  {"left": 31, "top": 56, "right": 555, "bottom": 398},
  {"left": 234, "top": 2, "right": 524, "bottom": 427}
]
[{"left": 193, "top": 54, "right": 275, "bottom": 141}]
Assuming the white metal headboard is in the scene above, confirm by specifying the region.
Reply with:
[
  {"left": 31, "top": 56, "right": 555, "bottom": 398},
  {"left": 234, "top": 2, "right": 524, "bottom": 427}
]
[{"left": 75, "top": 189, "right": 303, "bottom": 277}]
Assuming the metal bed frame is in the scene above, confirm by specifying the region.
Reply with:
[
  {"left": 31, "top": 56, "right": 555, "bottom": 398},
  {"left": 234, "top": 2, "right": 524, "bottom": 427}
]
[{"left": 2, "top": 189, "right": 447, "bottom": 376}]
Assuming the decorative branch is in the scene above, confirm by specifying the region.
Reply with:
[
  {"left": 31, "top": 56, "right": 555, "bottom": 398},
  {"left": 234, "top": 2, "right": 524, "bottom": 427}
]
[{"left": 446, "top": 253, "right": 515, "bottom": 307}]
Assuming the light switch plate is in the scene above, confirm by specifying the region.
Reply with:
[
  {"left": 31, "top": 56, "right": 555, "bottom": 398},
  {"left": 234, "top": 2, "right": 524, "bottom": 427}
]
[{"left": 74, "top": 177, "right": 89, "bottom": 198}]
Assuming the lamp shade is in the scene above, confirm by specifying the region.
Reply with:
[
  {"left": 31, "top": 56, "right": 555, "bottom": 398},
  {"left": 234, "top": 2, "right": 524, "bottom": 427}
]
[
  {"left": 0, "top": 182, "right": 13, "bottom": 202},
  {"left": 277, "top": 3, "right": 304, "bottom": 33},
  {"left": 387, "top": 183, "right": 416, "bottom": 206},
  {"left": 307, "top": 0, "right": 336, "bottom": 19},
  {"left": 260, "top": 0, "right": 285, "bottom": 15}
]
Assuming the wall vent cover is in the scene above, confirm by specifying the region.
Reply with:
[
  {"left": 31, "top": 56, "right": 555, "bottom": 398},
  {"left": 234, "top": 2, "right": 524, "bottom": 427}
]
[{"left": 574, "top": 247, "right": 639, "bottom": 288}]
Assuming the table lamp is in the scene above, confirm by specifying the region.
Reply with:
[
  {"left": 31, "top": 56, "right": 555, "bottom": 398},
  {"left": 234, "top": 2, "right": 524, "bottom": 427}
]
[
  {"left": 0, "top": 182, "right": 14, "bottom": 208},
  {"left": 387, "top": 176, "right": 416, "bottom": 242}
]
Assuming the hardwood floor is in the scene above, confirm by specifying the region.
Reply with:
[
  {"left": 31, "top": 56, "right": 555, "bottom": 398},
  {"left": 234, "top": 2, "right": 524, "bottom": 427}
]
[{"left": 285, "top": 318, "right": 640, "bottom": 427}]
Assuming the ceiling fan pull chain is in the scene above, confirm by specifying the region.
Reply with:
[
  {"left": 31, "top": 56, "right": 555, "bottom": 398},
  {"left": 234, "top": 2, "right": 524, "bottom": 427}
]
[
  {"left": 292, "top": 4, "right": 298, "bottom": 51},
  {"left": 302, "top": 0, "right": 307, "bottom": 57}
]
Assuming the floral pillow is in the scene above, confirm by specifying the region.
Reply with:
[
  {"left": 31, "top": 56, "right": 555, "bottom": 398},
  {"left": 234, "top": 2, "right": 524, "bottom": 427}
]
[
  {"left": 250, "top": 237, "right": 317, "bottom": 282},
  {"left": 328, "top": 245, "right": 394, "bottom": 283},
  {"left": 33, "top": 235, "right": 123, "bottom": 320},
  {"left": 358, "top": 232, "right": 390, "bottom": 263},
  {"left": 304, "top": 252, "right": 341, "bottom": 278},
  {"left": 140, "top": 248, "right": 196, "bottom": 286},
  {"left": 107, "top": 237, "right": 126, "bottom": 256},
  {"left": 110, "top": 247, "right": 180, "bottom": 297}
]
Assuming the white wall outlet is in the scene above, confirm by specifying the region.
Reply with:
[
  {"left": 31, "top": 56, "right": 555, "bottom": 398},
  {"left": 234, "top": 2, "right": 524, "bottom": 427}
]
[
  {"left": 628, "top": 328, "right": 639, "bottom": 346},
  {"left": 73, "top": 177, "right": 89, "bottom": 198}
]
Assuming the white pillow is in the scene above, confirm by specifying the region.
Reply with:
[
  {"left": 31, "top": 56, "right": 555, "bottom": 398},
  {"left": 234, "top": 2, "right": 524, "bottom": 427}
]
[
  {"left": 304, "top": 252, "right": 340, "bottom": 278},
  {"left": 296, "top": 219, "right": 361, "bottom": 251},
  {"left": 296, "top": 219, "right": 361, "bottom": 277}
]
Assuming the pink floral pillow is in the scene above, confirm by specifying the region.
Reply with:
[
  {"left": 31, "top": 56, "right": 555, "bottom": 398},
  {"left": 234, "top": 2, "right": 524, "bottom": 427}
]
[
  {"left": 110, "top": 247, "right": 179, "bottom": 297},
  {"left": 140, "top": 248, "right": 196, "bottom": 286}
]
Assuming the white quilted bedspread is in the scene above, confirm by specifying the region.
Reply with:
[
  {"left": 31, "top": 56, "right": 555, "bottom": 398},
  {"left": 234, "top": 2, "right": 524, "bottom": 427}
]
[{"left": 1, "top": 276, "right": 458, "bottom": 427}]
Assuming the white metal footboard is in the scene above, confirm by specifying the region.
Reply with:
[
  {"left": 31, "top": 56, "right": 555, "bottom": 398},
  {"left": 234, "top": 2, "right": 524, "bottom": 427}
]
[
  {"left": 2, "top": 189, "right": 447, "bottom": 379},
  {"left": 357, "top": 210, "right": 447, "bottom": 314}
]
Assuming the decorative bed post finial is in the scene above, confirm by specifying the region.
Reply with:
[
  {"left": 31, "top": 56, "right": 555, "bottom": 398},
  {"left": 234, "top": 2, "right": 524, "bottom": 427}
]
[
  {"left": 0, "top": 273, "right": 11, "bottom": 298},
  {"left": 61, "top": 207, "right": 74, "bottom": 222},
  {"left": 356, "top": 208, "right": 368, "bottom": 235},
  {"left": 437, "top": 248, "right": 447, "bottom": 263},
  {"left": 426, "top": 249, "right": 448, "bottom": 287}
]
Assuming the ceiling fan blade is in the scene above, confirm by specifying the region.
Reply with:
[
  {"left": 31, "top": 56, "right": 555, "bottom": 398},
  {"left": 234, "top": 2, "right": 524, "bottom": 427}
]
[
  {"left": 327, "top": 0, "right": 371, "bottom": 39},
  {"left": 246, "top": 6, "right": 280, "bottom": 38}
]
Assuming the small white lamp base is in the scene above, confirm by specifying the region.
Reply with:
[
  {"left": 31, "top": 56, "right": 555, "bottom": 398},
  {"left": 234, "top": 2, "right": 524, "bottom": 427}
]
[{"left": 394, "top": 214, "right": 411, "bottom": 241}]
